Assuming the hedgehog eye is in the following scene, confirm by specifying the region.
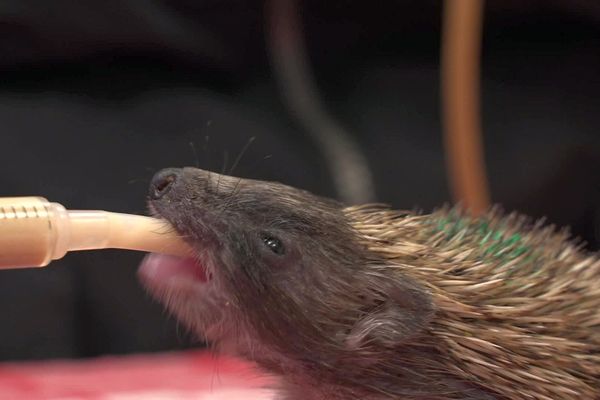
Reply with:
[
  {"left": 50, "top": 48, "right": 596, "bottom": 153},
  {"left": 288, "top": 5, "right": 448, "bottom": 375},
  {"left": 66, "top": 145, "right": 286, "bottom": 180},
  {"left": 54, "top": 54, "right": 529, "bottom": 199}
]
[{"left": 262, "top": 234, "right": 285, "bottom": 255}]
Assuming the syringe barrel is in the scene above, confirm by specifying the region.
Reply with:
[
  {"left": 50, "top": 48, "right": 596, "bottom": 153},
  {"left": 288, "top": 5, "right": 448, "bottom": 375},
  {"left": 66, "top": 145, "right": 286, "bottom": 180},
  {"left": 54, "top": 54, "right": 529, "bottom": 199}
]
[
  {"left": 0, "top": 197, "right": 192, "bottom": 269},
  {"left": 0, "top": 197, "right": 61, "bottom": 268}
]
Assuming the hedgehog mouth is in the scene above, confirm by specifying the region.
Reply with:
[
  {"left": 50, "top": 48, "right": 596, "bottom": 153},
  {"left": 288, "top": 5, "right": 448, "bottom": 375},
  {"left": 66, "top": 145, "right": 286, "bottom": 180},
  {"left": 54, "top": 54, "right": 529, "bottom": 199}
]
[
  {"left": 138, "top": 253, "right": 212, "bottom": 286},
  {"left": 137, "top": 211, "right": 214, "bottom": 289},
  {"left": 137, "top": 229, "right": 216, "bottom": 295}
]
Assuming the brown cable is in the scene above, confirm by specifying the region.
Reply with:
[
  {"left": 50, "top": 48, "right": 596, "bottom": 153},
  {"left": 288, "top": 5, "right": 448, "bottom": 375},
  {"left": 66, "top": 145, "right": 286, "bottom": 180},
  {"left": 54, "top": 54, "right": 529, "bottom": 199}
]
[{"left": 441, "top": 0, "right": 490, "bottom": 215}]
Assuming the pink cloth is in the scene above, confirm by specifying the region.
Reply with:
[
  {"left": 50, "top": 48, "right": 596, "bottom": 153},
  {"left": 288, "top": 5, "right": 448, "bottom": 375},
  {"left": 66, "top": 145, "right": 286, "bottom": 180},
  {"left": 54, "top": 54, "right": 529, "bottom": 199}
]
[{"left": 0, "top": 351, "right": 275, "bottom": 399}]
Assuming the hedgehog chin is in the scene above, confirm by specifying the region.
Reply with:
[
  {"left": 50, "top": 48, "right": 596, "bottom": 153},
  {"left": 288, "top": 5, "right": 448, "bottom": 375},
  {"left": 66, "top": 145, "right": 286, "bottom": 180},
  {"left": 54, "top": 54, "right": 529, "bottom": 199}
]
[{"left": 137, "top": 252, "right": 232, "bottom": 340}]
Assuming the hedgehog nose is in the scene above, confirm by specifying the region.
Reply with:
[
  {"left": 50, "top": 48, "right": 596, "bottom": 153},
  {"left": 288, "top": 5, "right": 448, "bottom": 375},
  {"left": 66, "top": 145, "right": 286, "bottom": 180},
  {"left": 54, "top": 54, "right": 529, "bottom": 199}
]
[{"left": 150, "top": 168, "right": 180, "bottom": 200}]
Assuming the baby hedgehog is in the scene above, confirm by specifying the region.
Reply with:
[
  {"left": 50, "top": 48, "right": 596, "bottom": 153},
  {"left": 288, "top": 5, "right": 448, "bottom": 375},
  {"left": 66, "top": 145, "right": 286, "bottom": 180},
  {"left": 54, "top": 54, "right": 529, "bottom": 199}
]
[{"left": 139, "top": 167, "right": 600, "bottom": 400}]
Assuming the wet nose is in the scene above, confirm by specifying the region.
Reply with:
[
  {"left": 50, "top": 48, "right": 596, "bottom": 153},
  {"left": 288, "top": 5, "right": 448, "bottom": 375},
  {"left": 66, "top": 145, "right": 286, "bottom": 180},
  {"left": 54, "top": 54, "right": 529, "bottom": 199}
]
[{"left": 149, "top": 168, "right": 180, "bottom": 200}]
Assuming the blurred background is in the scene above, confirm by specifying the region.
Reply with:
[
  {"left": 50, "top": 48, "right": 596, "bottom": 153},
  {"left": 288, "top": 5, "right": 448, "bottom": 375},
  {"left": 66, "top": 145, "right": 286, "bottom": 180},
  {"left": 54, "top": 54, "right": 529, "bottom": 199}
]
[{"left": 0, "top": 0, "right": 598, "bottom": 363}]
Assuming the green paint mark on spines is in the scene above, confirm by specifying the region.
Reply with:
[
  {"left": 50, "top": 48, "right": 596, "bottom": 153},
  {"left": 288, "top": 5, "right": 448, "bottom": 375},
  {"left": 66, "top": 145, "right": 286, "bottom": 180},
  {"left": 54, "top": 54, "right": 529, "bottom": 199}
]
[{"left": 432, "top": 212, "right": 534, "bottom": 266}]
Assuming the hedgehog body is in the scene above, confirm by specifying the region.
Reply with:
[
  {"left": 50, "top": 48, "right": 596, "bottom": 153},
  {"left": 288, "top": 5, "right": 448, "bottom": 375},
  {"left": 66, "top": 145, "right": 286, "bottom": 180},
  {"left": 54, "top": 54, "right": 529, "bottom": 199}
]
[
  {"left": 142, "top": 167, "right": 600, "bottom": 400},
  {"left": 345, "top": 205, "right": 600, "bottom": 399}
]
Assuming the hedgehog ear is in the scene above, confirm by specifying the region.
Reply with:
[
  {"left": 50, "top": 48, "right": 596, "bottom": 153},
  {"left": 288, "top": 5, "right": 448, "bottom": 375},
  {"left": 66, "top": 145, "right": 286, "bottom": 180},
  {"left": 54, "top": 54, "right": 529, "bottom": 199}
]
[{"left": 345, "top": 272, "right": 434, "bottom": 353}]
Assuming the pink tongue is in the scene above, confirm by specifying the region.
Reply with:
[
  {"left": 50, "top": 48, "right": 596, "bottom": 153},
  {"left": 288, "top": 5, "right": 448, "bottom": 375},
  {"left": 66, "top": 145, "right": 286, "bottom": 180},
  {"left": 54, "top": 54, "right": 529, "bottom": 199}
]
[{"left": 138, "top": 254, "right": 208, "bottom": 283}]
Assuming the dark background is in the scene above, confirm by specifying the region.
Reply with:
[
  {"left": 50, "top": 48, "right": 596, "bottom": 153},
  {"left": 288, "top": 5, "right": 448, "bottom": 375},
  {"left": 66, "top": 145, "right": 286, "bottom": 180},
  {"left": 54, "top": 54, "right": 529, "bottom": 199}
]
[{"left": 0, "top": 0, "right": 598, "bottom": 361}]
